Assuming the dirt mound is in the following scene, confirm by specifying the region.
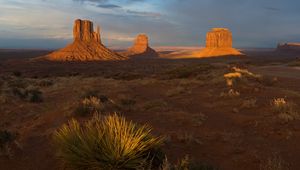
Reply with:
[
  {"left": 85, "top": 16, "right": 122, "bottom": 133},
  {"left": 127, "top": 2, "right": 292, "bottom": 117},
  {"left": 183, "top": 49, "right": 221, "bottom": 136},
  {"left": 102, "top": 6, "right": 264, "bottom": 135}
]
[
  {"left": 193, "top": 28, "right": 243, "bottom": 58},
  {"left": 45, "top": 19, "right": 126, "bottom": 61},
  {"left": 121, "top": 34, "right": 159, "bottom": 58}
]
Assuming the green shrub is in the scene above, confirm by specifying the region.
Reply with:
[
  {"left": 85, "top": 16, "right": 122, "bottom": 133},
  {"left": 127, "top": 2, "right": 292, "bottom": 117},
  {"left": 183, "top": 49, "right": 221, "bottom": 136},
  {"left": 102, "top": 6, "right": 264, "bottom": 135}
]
[{"left": 53, "top": 114, "right": 163, "bottom": 170}]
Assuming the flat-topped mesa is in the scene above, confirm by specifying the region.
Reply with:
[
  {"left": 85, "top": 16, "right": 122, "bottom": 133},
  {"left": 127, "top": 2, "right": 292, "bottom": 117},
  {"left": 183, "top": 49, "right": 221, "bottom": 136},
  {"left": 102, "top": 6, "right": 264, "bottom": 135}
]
[
  {"left": 277, "top": 43, "right": 300, "bottom": 51},
  {"left": 206, "top": 28, "right": 232, "bottom": 48},
  {"left": 121, "top": 34, "right": 158, "bottom": 58},
  {"left": 73, "top": 19, "right": 101, "bottom": 43},
  {"left": 43, "top": 19, "right": 126, "bottom": 61},
  {"left": 192, "top": 28, "right": 242, "bottom": 58}
]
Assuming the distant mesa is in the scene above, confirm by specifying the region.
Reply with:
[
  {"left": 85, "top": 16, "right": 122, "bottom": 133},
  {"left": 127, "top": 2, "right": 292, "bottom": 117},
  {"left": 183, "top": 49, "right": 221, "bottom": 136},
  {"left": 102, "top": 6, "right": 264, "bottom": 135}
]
[
  {"left": 193, "top": 28, "right": 243, "bottom": 57},
  {"left": 44, "top": 19, "right": 126, "bottom": 61},
  {"left": 277, "top": 43, "right": 300, "bottom": 52},
  {"left": 121, "top": 34, "right": 159, "bottom": 58}
]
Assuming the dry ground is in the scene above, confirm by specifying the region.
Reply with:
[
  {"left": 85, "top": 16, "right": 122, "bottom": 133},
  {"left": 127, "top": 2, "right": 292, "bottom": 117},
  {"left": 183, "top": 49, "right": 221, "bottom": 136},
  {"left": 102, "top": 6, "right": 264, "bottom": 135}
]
[{"left": 0, "top": 49, "right": 300, "bottom": 170}]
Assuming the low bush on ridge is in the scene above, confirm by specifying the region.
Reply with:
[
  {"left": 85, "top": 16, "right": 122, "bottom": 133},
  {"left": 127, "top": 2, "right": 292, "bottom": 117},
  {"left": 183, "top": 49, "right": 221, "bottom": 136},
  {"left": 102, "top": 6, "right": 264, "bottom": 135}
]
[{"left": 53, "top": 113, "right": 164, "bottom": 170}]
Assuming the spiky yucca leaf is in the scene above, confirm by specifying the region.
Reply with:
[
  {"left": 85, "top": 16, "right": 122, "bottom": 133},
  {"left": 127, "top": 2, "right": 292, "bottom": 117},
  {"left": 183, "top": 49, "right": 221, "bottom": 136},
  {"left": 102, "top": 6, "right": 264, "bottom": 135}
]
[{"left": 53, "top": 114, "right": 163, "bottom": 170}]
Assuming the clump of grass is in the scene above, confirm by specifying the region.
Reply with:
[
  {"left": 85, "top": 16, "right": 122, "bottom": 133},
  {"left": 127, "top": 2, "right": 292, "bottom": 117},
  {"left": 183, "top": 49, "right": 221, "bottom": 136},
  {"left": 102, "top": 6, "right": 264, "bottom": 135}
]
[
  {"left": 271, "top": 98, "right": 299, "bottom": 122},
  {"left": 75, "top": 96, "right": 103, "bottom": 116},
  {"left": 53, "top": 114, "right": 164, "bottom": 170}
]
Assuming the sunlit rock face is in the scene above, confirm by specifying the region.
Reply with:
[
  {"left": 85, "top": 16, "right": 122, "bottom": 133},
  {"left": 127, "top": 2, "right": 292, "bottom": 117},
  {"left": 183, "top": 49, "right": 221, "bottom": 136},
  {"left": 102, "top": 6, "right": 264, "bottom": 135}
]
[
  {"left": 193, "top": 28, "right": 243, "bottom": 58},
  {"left": 129, "top": 34, "right": 149, "bottom": 54},
  {"left": 45, "top": 19, "right": 126, "bottom": 61},
  {"left": 121, "top": 34, "right": 159, "bottom": 58},
  {"left": 73, "top": 19, "right": 101, "bottom": 43},
  {"left": 206, "top": 28, "right": 232, "bottom": 48}
]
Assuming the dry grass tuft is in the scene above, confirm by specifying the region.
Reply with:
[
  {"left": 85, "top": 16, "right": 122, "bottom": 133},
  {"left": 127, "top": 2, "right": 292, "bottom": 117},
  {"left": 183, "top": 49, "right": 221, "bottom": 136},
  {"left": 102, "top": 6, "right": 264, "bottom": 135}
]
[
  {"left": 271, "top": 98, "right": 299, "bottom": 122},
  {"left": 53, "top": 113, "right": 164, "bottom": 170}
]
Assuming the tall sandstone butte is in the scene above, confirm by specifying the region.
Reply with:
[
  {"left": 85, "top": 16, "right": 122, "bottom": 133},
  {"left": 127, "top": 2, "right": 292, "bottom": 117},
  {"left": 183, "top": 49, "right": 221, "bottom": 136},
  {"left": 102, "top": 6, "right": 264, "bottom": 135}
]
[
  {"left": 45, "top": 19, "right": 125, "bottom": 61},
  {"left": 193, "top": 28, "right": 242, "bottom": 57},
  {"left": 121, "top": 34, "right": 158, "bottom": 58}
]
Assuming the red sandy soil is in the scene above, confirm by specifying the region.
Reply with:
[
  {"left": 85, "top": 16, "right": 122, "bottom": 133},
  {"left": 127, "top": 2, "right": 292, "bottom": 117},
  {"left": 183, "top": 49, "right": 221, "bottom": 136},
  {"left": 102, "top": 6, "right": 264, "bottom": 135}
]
[{"left": 0, "top": 49, "right": 300, "bottom": 170}]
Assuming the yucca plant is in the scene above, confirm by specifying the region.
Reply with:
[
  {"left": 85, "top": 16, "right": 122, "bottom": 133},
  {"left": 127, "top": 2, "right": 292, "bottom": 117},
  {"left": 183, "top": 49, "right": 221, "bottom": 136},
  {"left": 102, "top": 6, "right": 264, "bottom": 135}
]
[{"left": 53, "top": 113, "right": 164, "bottom": 170}]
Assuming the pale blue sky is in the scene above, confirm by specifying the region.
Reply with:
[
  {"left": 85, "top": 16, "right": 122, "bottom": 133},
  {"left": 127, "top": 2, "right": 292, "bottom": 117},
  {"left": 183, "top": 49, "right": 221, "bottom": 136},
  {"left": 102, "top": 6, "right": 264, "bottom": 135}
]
[{"left": 0, "top": 0, "right": 300, "bottom": 49}]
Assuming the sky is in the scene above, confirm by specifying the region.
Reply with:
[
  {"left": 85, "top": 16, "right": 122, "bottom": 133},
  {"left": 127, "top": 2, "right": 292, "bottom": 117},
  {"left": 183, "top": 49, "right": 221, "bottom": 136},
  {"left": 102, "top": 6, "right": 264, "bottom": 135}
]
[{"left": 0, "top": 0, "right": 300, "bottom": 49}]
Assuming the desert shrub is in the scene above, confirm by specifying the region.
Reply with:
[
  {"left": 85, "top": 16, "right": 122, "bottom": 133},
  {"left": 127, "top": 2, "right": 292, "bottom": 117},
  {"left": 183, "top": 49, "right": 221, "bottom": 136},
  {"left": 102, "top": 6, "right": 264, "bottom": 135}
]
[
  {"left": 271, "top": 98, "right": 299, "bottom": 122},
  {"left": 224, "top": 67, "right": 262, "bottom": 87},
  {"left": 224, "top": 72, "right": 242, "bottom": 87},
  {"left": 75, "top": 96, "right": 103, "bottom": 116},
  {"left": 53, "top": 114, "right": 164, "bottom": 170},
  {"left": 0, "top": 130, "right": 17, "bottom": 156},
  {"left": 11, "top": 87, "right": 43, "bottom": 103}
]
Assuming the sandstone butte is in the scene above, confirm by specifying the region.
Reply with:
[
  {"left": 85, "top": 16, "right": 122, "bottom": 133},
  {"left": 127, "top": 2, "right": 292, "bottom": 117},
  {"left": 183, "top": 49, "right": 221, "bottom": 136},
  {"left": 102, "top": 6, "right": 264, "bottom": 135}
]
[
  {"left": 277, "top": 43, "right": 300, "bottom": 51},
  {"left": 120, "top": 34, "right": 159, "bottom": 58},
  {"left": 45, "top": 19, "right": 126, "bottom": 61},
  {"left": 193, "top": 28, "right": 243, "bottom": 58}
]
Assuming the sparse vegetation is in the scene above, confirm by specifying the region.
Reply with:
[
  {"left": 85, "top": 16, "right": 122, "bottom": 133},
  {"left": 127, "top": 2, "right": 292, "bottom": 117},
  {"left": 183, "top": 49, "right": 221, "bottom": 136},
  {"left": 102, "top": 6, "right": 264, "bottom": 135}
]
[
  {"left": 160, "top": 155, "right": 217, "bottom": 170},
  {"left": 164, "top": 64, "right": 214, "bottom": 79},
  {"left": 271, "top": 98, "right": 299, "bottom": 122},
  {"left": 11, "top": 87, "right": 43, "bottom": 103},
  {"left": 53, "top": 114, "right": 164, "bottom": 170},
  {"left": 260, "top": 154, "right": 290, "bottom": 170}
]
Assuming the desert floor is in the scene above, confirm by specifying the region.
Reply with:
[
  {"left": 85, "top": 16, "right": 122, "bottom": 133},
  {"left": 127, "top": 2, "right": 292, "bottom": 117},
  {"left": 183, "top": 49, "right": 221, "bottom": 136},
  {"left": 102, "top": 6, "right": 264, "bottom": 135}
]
[{"left": 1, "top": 49, "right": 300, "bottom": 170}]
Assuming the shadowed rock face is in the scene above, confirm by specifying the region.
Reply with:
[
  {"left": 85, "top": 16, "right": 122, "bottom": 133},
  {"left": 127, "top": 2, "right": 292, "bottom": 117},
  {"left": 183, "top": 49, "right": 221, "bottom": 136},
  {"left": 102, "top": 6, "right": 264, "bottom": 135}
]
[
  {"left": 193, "top": 28, "right": 242, "bottom": 58},
  {"left": 121, "top": 34, "right": 159, "bottom": 58},
  {"left": 44, "top": 19, "right": 125, "bottom": 61}
]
